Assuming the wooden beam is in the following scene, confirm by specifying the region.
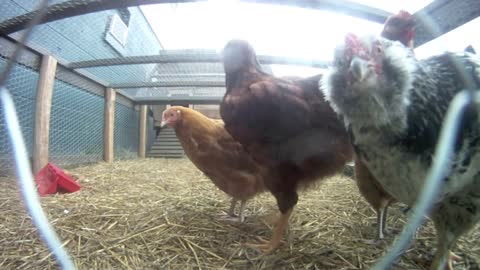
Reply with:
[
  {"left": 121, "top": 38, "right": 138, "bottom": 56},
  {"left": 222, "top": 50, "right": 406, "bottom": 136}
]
[
  {"left": 103, "top": 88, "right": 116, "bottom": 163},
  {"left": 32, "top": 55, "right": 57, "bottom": 174},
  {"left": 138, "top": 105, "right": 148, "bottom": 158}
]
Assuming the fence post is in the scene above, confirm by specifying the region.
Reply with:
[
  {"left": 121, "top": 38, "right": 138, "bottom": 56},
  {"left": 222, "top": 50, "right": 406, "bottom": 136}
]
[
  {"left": 104, "top": 88, "right": 116, "bottom": 163},
  {"left": 138, "top": 105, "right": 147, "bottom": 158},
  {"left": 32, "top": 55, "right": 57, "bottom": 174}
]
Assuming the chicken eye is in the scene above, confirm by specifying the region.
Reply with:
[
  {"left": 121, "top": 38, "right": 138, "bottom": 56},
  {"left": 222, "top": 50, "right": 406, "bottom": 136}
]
[{"left": 374, "top": 43, "right": 383, "bottom": 55}]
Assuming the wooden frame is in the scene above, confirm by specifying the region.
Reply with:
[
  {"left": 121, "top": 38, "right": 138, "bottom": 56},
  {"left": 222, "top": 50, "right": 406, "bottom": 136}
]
[
  {"left": 32, "top": 55, "right": 57, "bottom": 174},
  {"left": 138, "top": 105, "right": 148, "bottom": 158},
  {"left": 104, "top": 88, "right": 116, "bottom": 163}
]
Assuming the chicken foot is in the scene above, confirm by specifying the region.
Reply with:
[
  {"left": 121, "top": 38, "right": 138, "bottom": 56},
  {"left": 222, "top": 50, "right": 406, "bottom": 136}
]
[
  {"left": 219, "top": 198, "right": 247, "bottom": 222},
  {"left": 247, "top": 208, "right": 292, "bottom": 254},
  {"left": 362, "top": 205, "right": 390, "bottom": 245},
  {"left": 430, "top": 227, "right": 461, "bottom": 270},
  {"left": 431, "top": 250, "right": 461, "bottom": 270}
]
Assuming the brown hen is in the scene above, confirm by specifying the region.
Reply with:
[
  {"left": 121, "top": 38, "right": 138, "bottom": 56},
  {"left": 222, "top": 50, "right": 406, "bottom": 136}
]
[{"left": 161, "top": 106, "right": 266, "bottom": 222}]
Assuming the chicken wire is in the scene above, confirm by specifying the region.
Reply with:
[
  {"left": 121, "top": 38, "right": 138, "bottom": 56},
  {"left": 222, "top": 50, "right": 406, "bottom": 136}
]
[
  {"left": 114, "top": 100, "right": 140, "bottom": 160},
  {"left": 0, "top": 57, "right": 39, "bottom": 176},
  {"left": 49, "top": 79, "right": 105, "bottom": 167},
  {"left": 1, "top": 1, "right": 479, "bottom": 269},
  {"left": 0, "top": 27, "right": 156, "bottom": 173}
]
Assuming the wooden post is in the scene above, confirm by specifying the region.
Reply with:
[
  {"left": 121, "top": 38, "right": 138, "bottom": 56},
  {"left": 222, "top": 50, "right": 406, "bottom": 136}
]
[
  {"left": 32, "top": 55, "right": 57, "bottom": 174},
  {"left": 138, "top": 105, "right": 147, "bottom": 158},
  {"left": 103, "top": 88, "right": 116, "bottom": 163}
]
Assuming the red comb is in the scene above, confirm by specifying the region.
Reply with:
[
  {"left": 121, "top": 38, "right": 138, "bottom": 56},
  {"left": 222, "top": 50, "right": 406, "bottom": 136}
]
[
  {"left": 345, "top": 33, "right": 360, "bottom": 49},
  {"left": 344, "top": 33, "right": 369, "bottom": 59},
  {"left": 397, "top": 10, "right": 412, "bottom": 19}
]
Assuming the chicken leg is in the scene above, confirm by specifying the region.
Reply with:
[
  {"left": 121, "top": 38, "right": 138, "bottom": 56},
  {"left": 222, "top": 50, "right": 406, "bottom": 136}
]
[
  {"left": 220, "top": 198, "right": 248, "bottom": 222},
  {"left": 238, "top": 199, "right": 247, "bottom": 222},
  {"left": 247, "top": 208, "right": 292, "bottom": 254},
  {"left": 228, "top": 198, "right": 238, "bottom": 217},
  {"left": 362, "top": 205, "right": 389, "bottom": 245},
  {"left": 377, "top": 204, "right": 388, "bottom": 240},
  {"left": 430, "top": 245, "right": 460, "bottom": 270},
  {"left": 430, "top": 200, "right": 470, "bottom": 270}
]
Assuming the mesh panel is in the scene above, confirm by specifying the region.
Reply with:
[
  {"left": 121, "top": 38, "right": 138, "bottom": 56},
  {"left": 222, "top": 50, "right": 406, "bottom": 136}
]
[
  {"left": 0, "top": 57, "right": 39, "bottom": 176},
  {"left": 114, "top": 103, "right": 139, "bottom": 160},
  {"left": 49, "top": 79, "right": 104, "bottom": 167}
]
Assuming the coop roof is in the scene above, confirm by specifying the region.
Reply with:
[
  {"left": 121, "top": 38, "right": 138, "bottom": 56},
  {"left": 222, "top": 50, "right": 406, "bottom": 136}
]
[{"left": 0, "top": 0, "right": 479, "bottom": 104}]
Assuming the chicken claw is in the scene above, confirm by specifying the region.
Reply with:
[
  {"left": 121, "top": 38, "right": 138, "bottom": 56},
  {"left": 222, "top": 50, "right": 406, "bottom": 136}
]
[
  {"left": 246, "top": 236, "right": 284, "bottom": 254},
  {"left": 361, "top": 239, "right": 385, "bottom": 246},
  {"left": 446, "top": 252, "right": 461, "bottom": 270},
  {"left": 429, "top": 250, "right": 462, "bottom": 270},
  {"left": 246, "top": 209, "right": 292, "bottom": 254},
  {"left": 218, "top": 199, "right": 247, "bottom": 223},
  {"left": 218, "top": 213, "right": 242, "bottom": 223}
]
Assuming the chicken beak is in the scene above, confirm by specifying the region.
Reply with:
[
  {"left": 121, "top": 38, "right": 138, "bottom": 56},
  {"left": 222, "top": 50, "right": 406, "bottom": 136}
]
[
  {"left": 349, "top": 56, "right": 369, "bottom": 82},
  {"left": 160, "top": 119, "right": 168, "bottom": 128}
]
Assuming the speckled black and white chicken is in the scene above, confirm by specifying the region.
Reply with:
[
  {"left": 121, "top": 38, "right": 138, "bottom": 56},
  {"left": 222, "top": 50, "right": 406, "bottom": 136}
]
[{"left": 321, "top": 33, "right": 480, "bottom": 269}]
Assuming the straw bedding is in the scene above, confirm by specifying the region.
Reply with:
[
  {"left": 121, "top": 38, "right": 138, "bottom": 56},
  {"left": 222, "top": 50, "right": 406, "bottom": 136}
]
[{"left": 0, "top": 158, "right": 478, "bottom": 269}]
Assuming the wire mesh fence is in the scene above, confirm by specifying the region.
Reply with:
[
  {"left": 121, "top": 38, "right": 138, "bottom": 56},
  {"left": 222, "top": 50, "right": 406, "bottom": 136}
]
[
  {"left": 49, "top": 79, "right": 105, "bottom": 167},
  {"left": 0, "top": 57, "right": 39, "bottom": 176},
  {"left": 1, "top": 1, "right": 479, "bottom": 270},
  {"left": 114, "top": 101, "right": 139, "bottom": 160}
]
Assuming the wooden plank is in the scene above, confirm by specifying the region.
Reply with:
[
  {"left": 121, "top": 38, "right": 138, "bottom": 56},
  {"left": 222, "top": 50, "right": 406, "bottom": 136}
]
[
  {"left": 32, "top": 55, "right": 57, "bottom": 174},
  {"left": 103, "top": 88, "right": 116, "bottom": 163},
  {"left": 138, "top": 105, "right": 148, "bottom": 158}
]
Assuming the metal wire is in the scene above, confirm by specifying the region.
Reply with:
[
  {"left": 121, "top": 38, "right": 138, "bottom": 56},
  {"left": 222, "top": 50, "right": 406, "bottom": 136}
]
[
  {"left": 114, "top": 102, "right": 140, "bottom": 160},
  {"left": 373, "top": 90, "right": 480, "bottom": 269},
  {"left": 0, "top": 0, "right": 76, "bottom": 269},
  {"left": 0, "top": 88, "right": 76, "bottom": 270}
]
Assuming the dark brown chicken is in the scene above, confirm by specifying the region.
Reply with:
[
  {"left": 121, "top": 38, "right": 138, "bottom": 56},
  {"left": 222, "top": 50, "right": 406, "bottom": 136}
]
[{"left": 220, "top": 40, "right": 353, "bottom": 253}]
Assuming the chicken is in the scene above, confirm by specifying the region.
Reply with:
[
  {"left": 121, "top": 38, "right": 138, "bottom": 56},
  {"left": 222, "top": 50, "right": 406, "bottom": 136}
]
[
  {"left": 322, "top": 33, "right": 480, "bottom": 269},
  {"left": 465, "top": 45, "right": 476, "bottom": 54},
  {"left": 219, "top": 40, "right": 353, "bottom": 253},
  {"left": 353, "top": 10, "right": 417, "bottom": 243},
  {"left": 160, "top": 106, "right": 266, "bottom": 222},
  {"left": 354, "top": 156, "right": 395, "bottom": 242},
  {"left": 381, "top": 10, "right": 415, "bottom": 49}
]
